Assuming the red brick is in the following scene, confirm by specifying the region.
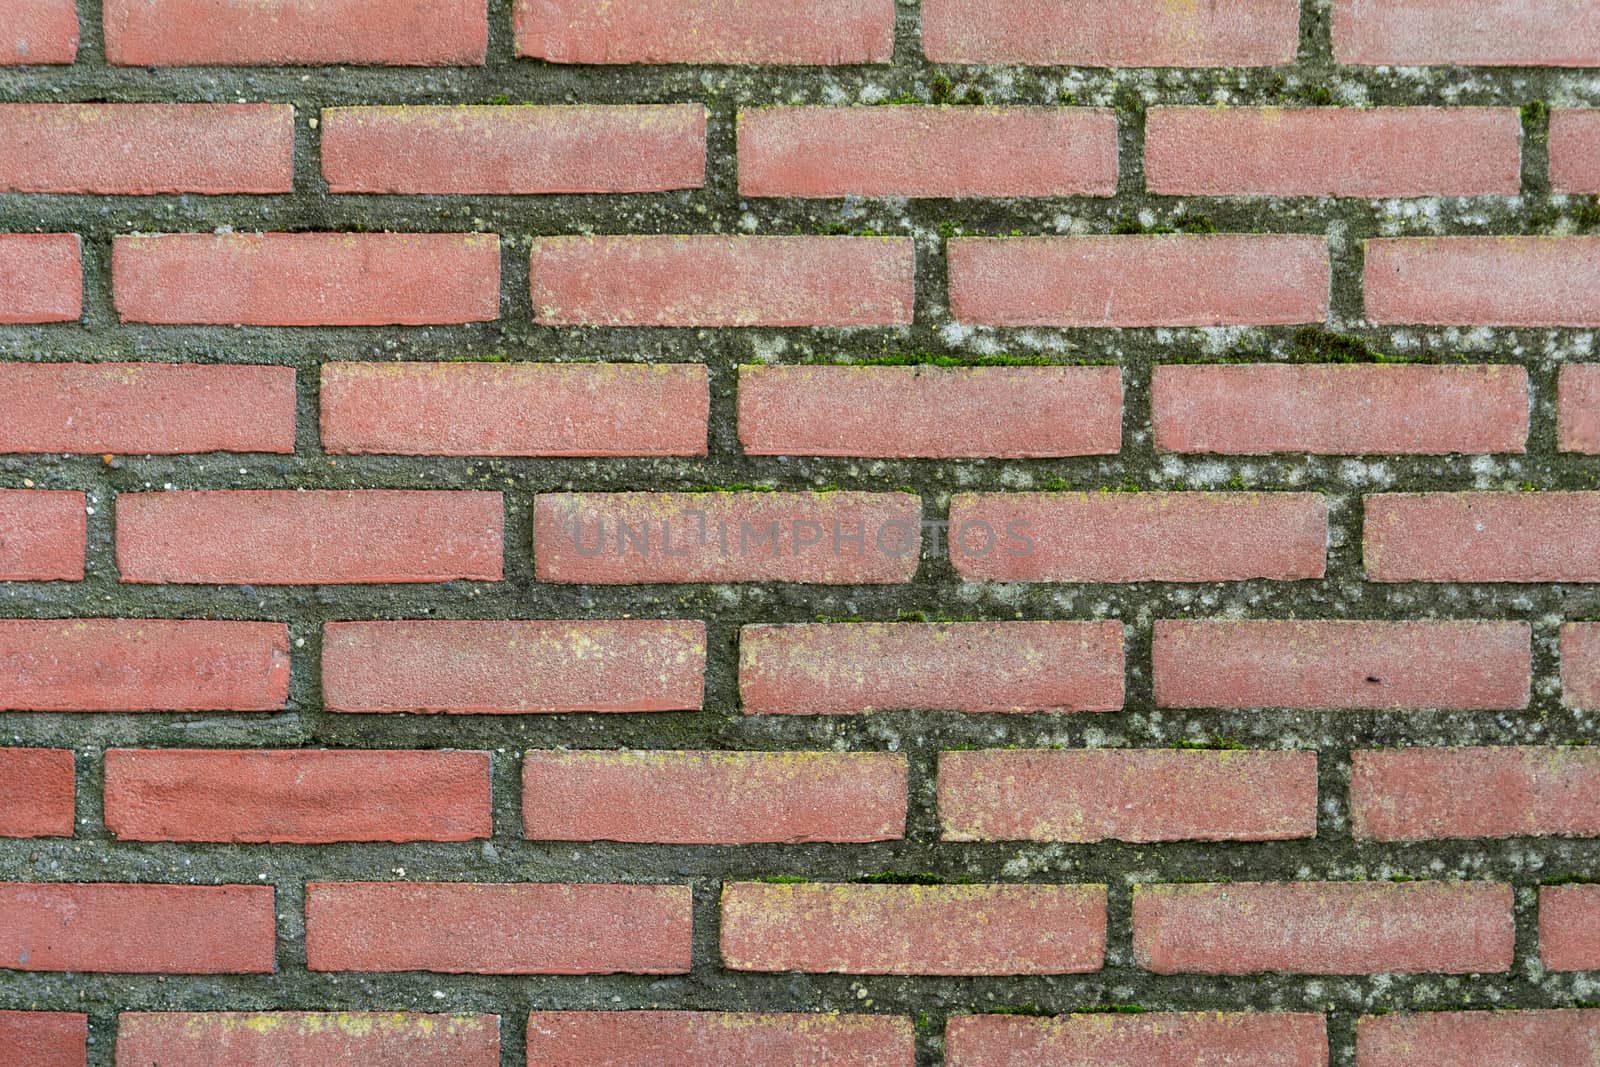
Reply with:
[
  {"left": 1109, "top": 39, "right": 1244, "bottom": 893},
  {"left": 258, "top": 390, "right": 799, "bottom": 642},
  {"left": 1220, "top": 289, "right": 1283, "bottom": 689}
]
[
  {"left": 104, "top": 0, "right": 487, "bottom": 66},
  {"left": 1364, "top": 237, "right": 1600, "bottom": 326},
  {"left": 0, "top": 104, "right": 293, "bottom": 194},
  {"left": 1153, "top": 620, "right": 1531, "bottom": 711},
  {"left": 116, "top": 490, "right": 503, "bottom": 585},
  {"left": 320, "top": 362, "right": 708, "bottom": 457},
  {"left": 322, "top": 619, "right": 705, "bottom": 714},
  {"left": 0, "top": 1012, "right": 85, "bottom": 1067},
  {"left": 944, "top": 1013, "right": 1328, "bottom": 1067},
  {"left": 0, "top": 363, "right": 295, "bottom": 455},
  {"left": 1365, "top": 492, "right": 1600, "bottom": 583},
  {"left": 0, "top": 748, "right": 74, "bottom": 838},
  {"left": 1152, "top": 363, "right": 1528, "bottom": 455},
  {"left": 1541, "top": 885, "right": 1600, "bottom": 971},
  {"left": 116, "top": 1013, "right": 500, "bottom": 1066},
  {"left": 305, "top": 882, "right": 691, "bottom": 974},
  {"left": 1558, "top": 364, "right": 1600, "bottom": 453},
  {"left": 1145, "top": 107, "right": 1522, "bottom": 198},
  {"left": 525, "top": 1012, "right": 915, "bottom": 1067},
  {"left": 938, "top": 748, "right": 1317, "bottom": 843},
  {"left": 0, "top": 619, "right": 289, "bottom": 712},
  {"left": 1356, "top": 1010, "right": 1600, "bottom": 1067},
  {"left": 513, "top": 0, "right": 894, "bottom": 65},
  {"left": 1132, "top": 881, "right": 1514, "bottom": 975},
  {"left": 529, "top": 235, "right": 913, "bottom": 327},
  {"left": 1352, "top": 747, "right": 1600, "bottom": 841},
  {"left": 737, "top": 107, "right": 1118, "bottom": 198},
  {"left": 1551, "top": 110, "right": 1600, "bottom": 195},
  {"left": 322, "top": 105, "right": 705, "bottom": 194},
  {"left": 104, "top": 749, "right": 491, "bottom": 843},
  {"left": 738, "top": 621, "right": 1124, "bottom": 715},
  {"left": 721, "top": 882, "right": 1106, "bottom": 976},
  {"left": 737, "top": 364, "right": 1122, "bottom": 459},
  {"left": 3, "top": 0, "right": 77, "bottom": 64},
  {"left": 0, "top": 883, "right": 274, "bottom": 973},
  {"left": 0, "top": 234, "right": 80, "bottom": 323},
  {"left": 0, "top": 490, "right": 84, "bottom": 581},
  {"left": 922, "top": 0, "right": 1299, "bottom": 66},
  {"left": 948, "top": 492, "right": 1328, "bottom": 582},
  {"left": 948, "top": 236, "right": 1329, "bottom": 327},
  {"left": 533, "top": 491, "right": 921, "bottom": 584},
  {"left": 521, "top": 750, "right": 907, "bottom": 843},
  {"left": 1562, "top": 622, "right": 1600, "bottom": 709},
  {"left": 112, "top": 233, "right": 500, "bottom": 326},
  {"left": 1331, "top": 0, "right": 1600, "bottom": 67}
]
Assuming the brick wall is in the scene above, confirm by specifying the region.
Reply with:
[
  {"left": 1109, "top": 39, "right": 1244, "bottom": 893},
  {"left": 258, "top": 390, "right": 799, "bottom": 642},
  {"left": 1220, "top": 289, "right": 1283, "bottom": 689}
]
[{"left": 2, "top": 1, "right": 1600, "bottom": 1064}]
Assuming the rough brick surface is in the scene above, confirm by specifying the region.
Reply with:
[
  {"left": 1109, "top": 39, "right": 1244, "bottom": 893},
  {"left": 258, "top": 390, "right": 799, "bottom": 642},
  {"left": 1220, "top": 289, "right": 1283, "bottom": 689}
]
[
  {"left": 1132, "top": 881, "right": 1514, "bottom": 975},
  {"left": 1331, "top": 0, "right": 1600, "bottom": 67},
  {"left": 0, "top": 749, "right": 74, "bottom": 838},
  {"left": 521, "top": 749, "right": 907, "bottom": 843},
  {"left": 738, "top": 107, "right": 1118, "bottom": 198},
  {"left": 720, "top": 882, "right": 1107, "bottom": 976},
  {"left": 1540, "top": 885, "right": 1600, "bottom": 972},
  {"left": 0, "top": 489, "right": 85, "bottom": 581},
  {"left": 3, "top": 0, "right": 77, "bottom": 64},
  {"left": 1365, "top": 492, "right": 1600, "bottom": 583},
  {"left": 1561, "top": 623, "right": 1600, "bottom": 709},
  {"left": 0, "top": 1012, "right": 85, "bottom": 1067},
  {"left": 321, "top": 105, "right": 706, "bottom": 194},
  {"left": 1351, "top": 747, "right": 1600, "bottom": 841},
  {"left": 1551, "top": 110, "right": 1600, "bottom": 195},
  {"left": 1558, "top": 364, "right": 1600, "bottom": 454},
  {"left": 0, "top": 233, "right": 80, "bottom": 323},
  {"left": 320, "top": 361, "right": 708, "bottom": 456},
  {"left": 305, "top": 882, "right": 692, "bottom": 974},
  {"left": 944, "top": 1013, "right": 1329, "bottom": 1067},
  {"left": 1356, "top": 1010, "right": 1600, "bottom": 1067},
  {"left": 115, "top": 1013, "right": 501, "bottom": 1066},
  {"left": 322, "top": 619, "right": 705, "bottom": 714},
  {"left": 0, "top": 104, "right": 294, "bottom": 194},
  {"left": 737, "top": 364, "right": 1122, "bottom": 458},
  {"left": 112, "top": 233, "right": 501, "bottom": 326},
  {"left": 739, "top": 621, "right": 1125, "bottom": 714},
  {"left": 1364, "top": 237, "right": 1600, "bottom": 326},
  {"left": 523, "top": 1012, "right": 915, "bottom": 1066}
]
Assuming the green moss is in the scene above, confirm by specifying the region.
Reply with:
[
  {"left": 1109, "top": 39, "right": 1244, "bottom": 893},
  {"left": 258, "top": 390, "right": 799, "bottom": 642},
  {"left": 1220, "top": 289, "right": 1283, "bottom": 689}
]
[
  {"left": 988, "top": 1003, "right": 1049, "bottom": 1017},
  {"left": 1173, "top": 736, "right": 1247, "bottom": 751},
  {"left": 1075, "top": 1004, "right": 1148, "bottom": 1015},
  {"left": 1112, "top": 212, "right": 1216, "bottom": 236},
  {"left": 756, "top": 874, "right": 810, "bottom": 884},
  {"left": 854, "top": 871, "right": 977, "bottom": 885}
]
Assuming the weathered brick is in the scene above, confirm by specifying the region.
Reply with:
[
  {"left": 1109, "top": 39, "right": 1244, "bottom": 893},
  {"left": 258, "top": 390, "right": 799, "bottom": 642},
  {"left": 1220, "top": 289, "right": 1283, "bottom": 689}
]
[
  {"left": 0, "top": 104, "right": 293, "bottom": 194},
  {"left": 0, "top": 363, "right": 296, "bottom": 455},
  {"left": 116, "top": 490, "right": 503, "bottom": 585},
  {"left": 0, "top": 619, "right": 289, "bottom": 712},
  {"left": 1356, "top": 1010, "right": 1600, "bottom": 1067},
  {"left": 522, "top": 750, "right": 907, "bottom": 843},
  {"left": 0, "top": 748, "right": 74, "bottom": 838},
  {"left": 938, "top": 748, "right": 1317, "bottom": 843},
  {"left": 104, "top": 749, "right": 492, "bottom": 843},
  {"left": 947, "top": 492, "right": 1328, "bottom": 582},
  {"left": 323, "top": 619, "right": 705, "bottom": 714},
  {"left": 1331, "top": 0, "right": 1600, "bottom": 67},
  {"left": 529, "top": 236, "right": 914, "bottom": 326},
  {"left": 513, "top": 0, "right": 894, "bottom": 65},
  {"left": 321, "top": 105, "right": 705, "bottom": 194},
  {"left": 1562, "top": 622, "right": 1600, "bottom": 709},
  {"left": 721, "top": 883, "right": 1108, "bottom": 976},
  {"left": 112, "top": 233, "right": 500, "bottom": 326},
  {"left": 737, "top": 364, "right": 1122, "bottom": 458},
  {"left": 944, "top": 1013, "right": 1328, "bottom": 1067},
  {"left": 0, "top": 883, "right": 274, "bottom": 973},
  {"left": 1551, "top": 110, "right": 1600, "bottom": 195},
  {"left": 533, "top": 491, "right": 921, "bottom": 584},
  {"left": 3, "top": 0, "right": 77, "bottom": 64},
  {"left": 1352, "top": 747, "right": 1600, "bottom": 841},
  {"left": 0, "top": 490, "right": 84, "bottom": 581},
  {"left": 1365, "top": 492, "right": 1600, "bottom": 583},
  {"left": 0, "top": 1012, "right": 85, "bottom": 1067},
  {"left": 1364, "top": 237, "right": 1600, "bottom": 326},
  {"left": 922, "top": 0, "right": 1300, "bottom": 66},
  {"left": 116, "top": 1013, "right": 500, "bottom": 1066},
  {"left": 1145, "top": 107, "right": 1522, "bottom": 198},
  {"left": 1153, "top": 620, "right": 1531, "bottom": 711},
  {"left": 737, "top": 107, "right": 1118, "bottom": 198},
  {"left": 948, "top": 235, "right": 1329, "bottom": 327},
  {"left": 1541, "top": 885, "right": 1600, "bottom": 971},
  {"left": 738, "top": 621, "right": 1125, "bottom": 715},
  {"left": 1558, "top": 364, "right": 1600, "bottom": 454},
  {"left": 104, "top": 0, "right": 488, "bottom": 66},
  {"left": 524, "top": 1012, "right": 915, "bottom": 1066},
  {"left": 0, "top": 233, "right": 80, "bottom": 323},
  {"left": 1152, "top": 363, "right": 1528, "bottom": 455},
  {"left": 320, "top": 362, "right": 707, "bottom": 457},
  {"left": 305, "top": 882, "right": 692, "bottom": 974},
  {"left": 1133, "top": 881, "right": 1514, "bottom": 975}
]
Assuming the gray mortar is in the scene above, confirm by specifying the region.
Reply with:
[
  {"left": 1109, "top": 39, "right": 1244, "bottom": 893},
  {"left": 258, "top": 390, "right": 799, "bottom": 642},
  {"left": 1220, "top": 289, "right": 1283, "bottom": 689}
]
[{"left": 2, "top": 0, "right": 1600, "bottom": 1062}]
